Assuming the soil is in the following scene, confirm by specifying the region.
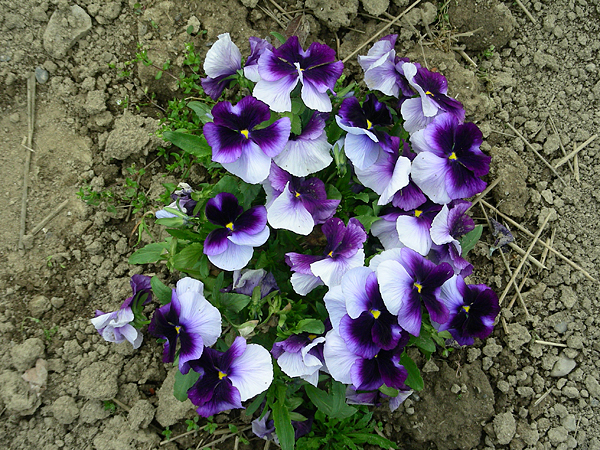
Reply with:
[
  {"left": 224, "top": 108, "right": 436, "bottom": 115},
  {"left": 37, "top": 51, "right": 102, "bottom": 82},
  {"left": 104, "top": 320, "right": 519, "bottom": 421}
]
[{"left": 1, "top": 0, "right": 599, "bottom": 449}]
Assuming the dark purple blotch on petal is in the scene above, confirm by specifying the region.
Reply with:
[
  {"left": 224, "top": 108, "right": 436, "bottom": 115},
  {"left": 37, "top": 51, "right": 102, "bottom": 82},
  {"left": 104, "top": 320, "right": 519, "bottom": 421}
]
[{"left": 322, "top": 218, "right": 367, "bottom": 260}]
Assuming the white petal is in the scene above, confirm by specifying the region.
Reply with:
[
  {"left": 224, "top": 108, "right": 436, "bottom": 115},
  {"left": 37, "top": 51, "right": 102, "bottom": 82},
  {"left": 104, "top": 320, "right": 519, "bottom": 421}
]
[
  {"left": 301, "top": 80, "right": 332, "bottom": 112},
  {"left": 310, "top": 249, "right": 365, "bottom": 287},
  {"left": 323, "top": 330, "right": 360, "bottom": 385},
  {"left": 376, "top": 259, "right": 412, "bottom": 316},
  {"left": 368, "top": 247, "right": 404, "bottom": 271},
  {"left": 119, "top": 324, "right": 143, "bottom": 349},
  {"left": 267, "top": 182, "right": 314, "bottom": 235},
  {"left": 229, "top": 226, "right": 270, "bottom": 247},
  {"left": 370, "top": 220, "right": 402, "bottom": 251},
  {"left": 396, "top": 215, "right": 432, "bottom": 256},
  {"left": 179, "top": 291, "right": 222, "bottom": 346},
  {"left": 411, "top": 152, "right": 453, "bottom": 205},
  {"left": 401, "top": 98, "right": 435, "bottom": 134},
  {"left": 208, "top": 241, "right": 254, "bottom": 271},
  {"left": 290, "top": 272, "right": 324, "bottom": 296},
  {"left": 378, "top": 157, "right": 411, "bottom": 205},
  {"left": 222, "top": 141, "right": 273, "bottom": 184},
  {"left": 253, "top": 76, "right": 299, "bottom": 113},
  {"left": 430, "top": 205, "right": 454, "bottom": 245},
  {"left": 342, "top": 266, "right": 375, "bottom": 320},
  {"left": 343, "top": 133, "right": 380, "bottom": 170},
  {"left": 176, "top": 277, "right": 204, "bottom": 297},
  {"left": 204, "top": 33, "right": 242, "bottom": 78},
  {"left": 229, "top": 344, "right": 274, "bottom": 401},
  {"left": 274, "top": 133, "right": 332, "bottom": 177},
  {"left": 323, "top": 285, "right": 348, "bottom": 330}
]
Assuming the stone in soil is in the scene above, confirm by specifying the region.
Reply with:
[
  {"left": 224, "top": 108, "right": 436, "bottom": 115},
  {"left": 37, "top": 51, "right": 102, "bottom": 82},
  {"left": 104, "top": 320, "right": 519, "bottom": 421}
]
[{"left": 43, "top": 5, "right": 92, "bottom": 59}]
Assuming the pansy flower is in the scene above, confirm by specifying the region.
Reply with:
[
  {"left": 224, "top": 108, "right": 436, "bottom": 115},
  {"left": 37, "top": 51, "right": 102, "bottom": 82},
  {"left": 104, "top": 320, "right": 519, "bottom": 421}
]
[
  {"left": 271, "top": 332, "right": 326, "bottom": 386},
  {"left": 148, "top": 277, "right": 222, "bottom": 373},
  {"left": 253, "top": 36, "right": 344, "bottom": 112},
  {"left": 186, "top": 336, "right": 273, "bottom": 417},
  {"left": 395, "top": 200, "right": 442, "bottom": 256},
  {"left": 370, "top": 208, "right": 404, "bottom": 250},
  {"left": 390, "top": 141, "right": 427, "bottom": 211},
  {"left": 244, "top": 36, "right": 274, "bottom": 82},
  {"left": 324, "top": 267, "right": 405, "bottom": 359},
  {"left": 264, "top": 164, "right": 339, "bottom": 235},
  {"left": 429, "top": 243, "right": 473, "bottom": 278},
  {"left": 273, "top": 112, "right": 333, "bottom": 177},
  {"left": 430, "top": 200, "right": 474, "bottom": 256},
  {"left": 346, "top": 385, "right": 413, "bottom": 412},
  {"left": 286, "top": 217, "right": 367, "bottom": 295},
  {"left": 410, "top": 113, "right": 490, "bottom": 204},
  {"left": 336, "top": 94, "right": 394, "bottom": 170},
  {"left": 400, "top": 62, "right": 465, "bottom": 133},
  {"left": 91, "top": 275, "right": 153, "bottom": 349},
  {"left": 224, "top": 268, "right": 279, "bottom": 298},
  {"left": 435, "top": 275, "right": 500, "bottom": 346},
  {"left": 201, "top": 33, "right": 243, "bottom": 100},
  {"left": 376, "top": 247, "right": 453, "bottom": 336},
  {"left": 204, "top": 96, "right": 291, "bottom": 184},
  {"left": 204, "top": 193, "right": 270, "bottom": 271},
  {"left": 155, "top": 182, "right": 199, "bottom": 219}
]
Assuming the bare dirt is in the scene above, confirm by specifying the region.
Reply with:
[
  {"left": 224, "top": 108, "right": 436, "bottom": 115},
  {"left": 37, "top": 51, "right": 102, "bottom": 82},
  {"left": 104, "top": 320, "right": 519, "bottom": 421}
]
[{"left": 1, "top": 0, "right": 600, "bottom": 449}]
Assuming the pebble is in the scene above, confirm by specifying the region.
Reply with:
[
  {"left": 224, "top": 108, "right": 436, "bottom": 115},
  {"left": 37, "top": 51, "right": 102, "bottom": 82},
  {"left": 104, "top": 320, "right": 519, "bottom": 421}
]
[
  {"left": 493, "top": 412, "right": 516, "bottom": 445},
  {"left": 35, "top": 67, "right": 49, "bottom": 84},
  {"left": 551, "top": 354, "right": 577, "bottom": 377},
  {"left": 29, "top": 295, "right": 51, "bottom": 318},
  {"left": 562, "top": 386, "right": 580, "bottom": 398},
  {"left": 547, "top": 426, "right": 568, "bottom": 444}
]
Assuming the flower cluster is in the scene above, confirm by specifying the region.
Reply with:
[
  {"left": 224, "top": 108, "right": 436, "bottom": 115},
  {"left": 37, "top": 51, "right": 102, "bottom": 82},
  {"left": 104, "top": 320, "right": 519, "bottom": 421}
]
[{"left": 94, "top": 32, "right": 501, "bottom": 447}]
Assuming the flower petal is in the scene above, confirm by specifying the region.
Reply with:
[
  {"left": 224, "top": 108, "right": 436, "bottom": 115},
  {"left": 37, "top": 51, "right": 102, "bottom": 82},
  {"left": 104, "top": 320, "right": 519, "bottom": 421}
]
[
  {"left": 323, "top": 285, "right": 348, "bottom": 330},
  {"left": 208, "top": 241, "right": 254, "bottom": 271},
  {"left": 310, "top": 249, "right": 365, "bottom": 288},
  {"left": 203, "top": 33, "right": 242, "bottom": 79},
  {"left": 323, "top": 330, "right": 361, "bottom": 385},
  {"left": 343, "top": 133, "right": 381, "bottom": 170},
  {"left": 396, "top": 215, "right": 433, "bottom": 256},
  {"left": 253, "top": 75, "right": 299, "bottom": 113},
  {"left": 290, "top": 272, "right": 324, "bottom": 296},
  {"left": 342, "top": 266, "right": 375, "bottom": 319},
  {"left": 251, "top": 117, "right": 292, "bottom": 158},
  {"left": 274, "top": 126, "right": 332, "bottom": 177},
  {"left": 229, "top": 341, "right": 274, "bottom": 401},
  {"left": 204, "top": 228, "right": 231, "bottom": 256},
  {"left": 222, "top": 141, "right": 273, "bottom": 184},
  {"left": 411, "top": 152, "right": 453, "bottom": 204},
  {"left": 301, "top": 79, "right": 333, "bottom": 112},
  {"left": 229, "top": 226, "right": 270, "bottom": 247},
  {"left": 267, "top": 182, "right": 315, "bottom": 235}
]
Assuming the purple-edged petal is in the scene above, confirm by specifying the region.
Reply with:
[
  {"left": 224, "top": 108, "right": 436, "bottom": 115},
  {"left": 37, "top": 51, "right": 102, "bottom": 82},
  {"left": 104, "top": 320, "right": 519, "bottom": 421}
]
[
  {"left": 250, "top": 117, "right": 292, "bottom": 158},
  {"left": 323, "top": 217, "right": 367, "bottom": 259},
  {"left": 411, "top": 152, "right": 453, "bottom": 204},
  {"left": 233, "top": 205, "right": 268, "bottom": 235},
  {"left": 343, "top": 132, "right": 381, "bottom": 170},
  {"left": 204, "top": 228, "right": 232, "bottom": 256},
  {"left": 323, "top": 285, "right": 348, "bottom": 330},
  {"left": 244, "top": 37, "right": 273, "bottom": 82},
  {"left": 339, "top": 313, "right": 380, "bottom": 359},
  {"left": 229, "top": 226, "right": 270, "bottom": 247},
  {"left": 205, "top": 192, "right": 243, "bottom": 226},
  {"left": 401, "top": 97, "right": 436, "bottom": 134},
  {"left": 204, "top": 33, "right": 242, "bottom": 79},
  {"left": 189, "top": 375, "right": 243, "bottom": 417},
  {"left": 323, "top": 329, "right": 361, "bottom": 385},
  {"left": 290, "top": 272, "right": 324, "bottom": 295},
  {"left": 445, "top": 162, "right": 487, "bottom": 199},
  {"left": 342, "top": 267, "right": 375, "bottom": 319},
  {"left": 228, "top": 339, "right": 274, "bottom": 401},
  {"left": 205, "top": 122, "right": 248, "bottom": 164},
  {"left": 222, "top": 140, "right": 273, "bottom": 184},
  {"left": 208, "top": 241, "right": 254, "bottom": 271},
  {"left": 392, "top": 181, "right": 427, "bottom": 211},
  {"left": 267, "top": 182, "right": 315, "bottom": 235}
]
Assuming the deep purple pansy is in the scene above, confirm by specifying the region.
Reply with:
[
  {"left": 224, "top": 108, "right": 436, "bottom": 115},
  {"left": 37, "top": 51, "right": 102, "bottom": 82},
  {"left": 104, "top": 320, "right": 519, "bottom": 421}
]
[
  {"left": 390, "top": 141, "right": 427, "bottom": 211},
  {"left": 336, "top": 94, "right": 395, "bottom": 170},
  {"left": 253, "top": 36, "right": 344, "bottom": 112},
  {"left": 273, "top": 112, "right": 333, "bottom": 177},
  {"left": 201, "top": 33, "right": 242, "bottom": 100},
  {"left": 148, "top": 277, "right": 221, "bottom": 373},
  {"left": 265, "top": 163, "right": 339, "bottom": 235},
  {"left": 91, "top": 275, "right": 152, "bottom": 349},
  {"left": 285, "top": 217, "right": 367, "bottom": 295},
  {"left": 186, "top": 336, "right": 273, "bottom": 417},
  {"left": 411, "top": 113, "right": 491, "bottom": 204},
  {"left": 376, "top": 247, "right": 454, "bottom": 336},
  {"left": 204, "top": 96, "right": 291, "bottom": 184},
  {"left": 156, "top": 182, "right": 199, "bottom": 219},
  {"left": 436, "top": 275, "right": 500, "bottom": 346},
  {"left": 324, "top": 267, "right": 406, "bottom": 359},
  {"left": 271, "top": 332, "right": 326, "bottom": 386},
  {"left": 203, "top": 193, "right": 270, "bottom": 271}
]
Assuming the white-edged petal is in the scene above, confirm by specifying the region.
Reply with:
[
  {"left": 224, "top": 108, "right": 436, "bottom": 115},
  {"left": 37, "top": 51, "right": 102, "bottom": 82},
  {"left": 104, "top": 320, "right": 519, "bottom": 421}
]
[
  {"left": 376, "top": 259, "right": 413, "bottom": 316},
  {"left": 290, "top": 272, "right": 324, "bottom": 296},
  {"left": 176, "top": 277, "right": 204, "bottom": 297},
  {"left": 229, "top": 226, "right": 270, "bottom": 247},
  {"left": 229, "top": 343, "right": 274, "bottom": 401},
  {"left": 411, "top": 152, "right": 452, "bottom": 204},
  {"left": 310, "top": 249, "right": 365, "bottom": 287},
  {"left": 253, "top": 76, "right": 299, "bottom": 113},
  {"left": 267, "top": 182, "right": 314, "bottom": 235},
  {"left": 341, "top": 266, "right": 374, "bottom": 319},
  {"left": 222, "top": 141, "right": 273, "bottom": 184},
  {"left": 396, "top": 215, "right": 432, "bottom": 256},
  {"left": 274, "top": 133, "right": 332, "bottom": 177},
  {"left": 323, "top": 285, "right": 348, "bottom": 330},
  {"left": 323, "top": 329, "right": 360, "bottom": 385},
  {"left": 207, "top": 241, "right": 254, "bottom": 271},
  {"left": 204, "top": 33, "right": 242, "bottom": 78}
]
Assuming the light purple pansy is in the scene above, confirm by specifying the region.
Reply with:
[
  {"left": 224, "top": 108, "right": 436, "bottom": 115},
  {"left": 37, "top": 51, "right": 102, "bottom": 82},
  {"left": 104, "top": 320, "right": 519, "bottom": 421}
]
[
  {"left": 371, "top": 208, "right": 404, "bottom": 250},
  {"left": 376, "top": 247, "right": 453, "bottom": 336},
  {"left": 395, "top": 200, "right": 442, "bottom": 256},
  {"left": 224, "top": 268, "right": 279, "bottom": 299},
  {"left": 148, "top": 277, "right": 222, "bottom": 373},
  {"left": 336, "top": 94, "right": 395, "bottom": 170},
  {"left": 264, "top": 163, "right": 339, "bottom": 235},
  {"left": 345, "top": 385, "right": 413, "bottom": 412},
  {"left": 400, "top": 62, "right": 465, "bottom": 133},
  {"left": 253, "top": 36, "right": 344, "bottom": 112},
  {"left": 243, "top": 36, "right": 274, "bottom": 82},
  {"left": 285, "top": 217, "right": 367, "bottom": 295},
  {"left": 324, "top": 267, "right": 406, "bottom": 359},
  {"left": 323, "top": 329, "right": 409, "bottom": 391},
  {"left": 273, "top": 112, "right": 333, "bottom": 177},
  {"left": 410, "top": 113, "right": 490, "bottom": 204},
  {"left": 271, "top": 332, "right": 326, "bottom": 386},
  {"left": 430, "top": 200, "right": 475, "bottom": 256},
  {"left": 390, "top": 141, "right": 427, "bottom": 211},
  {"left": 204, "top": 96, "right": 291, "bottom": 184},
  {"left": 156, "top": 182, "right": 198, "bottom": 219},
  {"left": 186, "top": 336, "right": 273, "bottom": 417},
  {"left": 429, "top": 243, "right": 473, "bottom": 278},
  {"left": 354, "top": 138, "right": 411, "bottom": 206},
  {"left": 201, "top": 33, "right": 242, "bottom": 100},
  {"left": 435, "top": 275, "right": 500, "bottom": 346},
  {"left": 203, "top": 193, "right": 270, "bottom": 271},
  {"left": 91, "top": 275, "right": 153, "bottom": 349}
]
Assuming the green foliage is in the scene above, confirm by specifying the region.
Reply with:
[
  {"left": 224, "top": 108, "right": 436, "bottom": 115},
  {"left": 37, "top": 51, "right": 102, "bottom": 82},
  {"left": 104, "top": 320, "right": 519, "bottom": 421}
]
[
  {"left": 103, "top": 400, "right": 116, "bottom": 412},
  {"left": 460, "top": 224, "right": 483, "bottom": 255}
]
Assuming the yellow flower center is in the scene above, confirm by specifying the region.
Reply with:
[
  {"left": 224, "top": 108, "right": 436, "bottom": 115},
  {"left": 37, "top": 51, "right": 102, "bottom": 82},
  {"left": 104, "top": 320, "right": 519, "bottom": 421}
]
[
  {"left": 308, "top": 334, "right": 317, "bottom": 341},
  {"left": 448, "top": 152, "right": 457, "bottom": 160},
  {"left": 462, "top": 305, "right": 471, "bottom": 313},
  {"left": 174, "top": 325, "right": 181, "bottom": 334},
  {"left": 218, "top": 371, "right": 228, "bottom": 380},
  {"left": 414, "top": 283, "right": 423, "bottom": 293},
  {"left": 370, "top": 309, "right": 381, "bottom": 319},
  {"left": 366, "top": 119, "right": 373, "bottom": 129},
  {"left": 295, "top": 191, "right": 301, "bottom": 198},
  {"left": 240, "top": 129, "right": 249, "bottom": 139},
  {"left": 414, "top": 209, "right": 423, "bottom": 218},
  {"left": 327, "top": 250, "right": 334, "bottom": 257},
  {"left": 225, "top": 222, "right": 234, "bottom": 231},
  {"left": 425, "top": 90, "right": 433, "bottom": 96}
]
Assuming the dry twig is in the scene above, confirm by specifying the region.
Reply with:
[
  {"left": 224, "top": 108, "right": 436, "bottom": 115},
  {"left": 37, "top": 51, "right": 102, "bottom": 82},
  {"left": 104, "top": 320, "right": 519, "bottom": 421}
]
[
  {"left": 18, "top": 73, "right": 36, "bottom": 250},
  {"left": 514, "top": 0, "right": 537, "bottom": 23},
  {"left": 554, "top": 134, "right": 597, "bottom": 169},
  {"left": 29, "top": 199, "right": 70, "bottom": 236}
]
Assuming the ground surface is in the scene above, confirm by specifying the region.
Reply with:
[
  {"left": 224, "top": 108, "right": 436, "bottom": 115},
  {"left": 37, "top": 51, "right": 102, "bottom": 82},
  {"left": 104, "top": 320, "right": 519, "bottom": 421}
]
[{"left": 1, "top": 0, "right": 600, "bottom": 449}]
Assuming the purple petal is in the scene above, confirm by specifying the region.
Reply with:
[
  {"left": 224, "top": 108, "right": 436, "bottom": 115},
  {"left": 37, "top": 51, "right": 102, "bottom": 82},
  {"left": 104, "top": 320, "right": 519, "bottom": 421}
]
[
  {"left": 445, "top": 162, "right": 487, "bottom": 200},
  {"left": 286, "top": 252, "right": 323, "bottom": 274},
  {"left": 392, "top": 181, "right": 427, "bottom": 211},
  {"left": 323, "top": 217, "right": 367, "bottom": 259},
  {"left": 295, "top": 178, "right": 339, "bottom": 224},
  {"left": 204, "top": 228, "right": 231, "bottom": 256},
  {"left": 234, "top": 205, "right": 268, "bottom": 235},
  {"left": 210, "top": 97, "right": 270, "bottom": 134},
  {"left": 148, "top": 295, "right": 181, "bottom": 363},
  {"left": 363, "top": 55, "right": 401, "bottom": 97},
  {"left": 251, "top": 117, "right": 292, "bottom": 158},
  {"left": 189, "top": 373, "right": 243, "bottom": 417},
  {"left": 205, "top": 122, "right": 247, "bottom": 164},
  {"left": 340, "top": 313, "right": 380, "bottom": 359},
  {"left": 205, "top": 192, "right": 242, "bottom": 226}
]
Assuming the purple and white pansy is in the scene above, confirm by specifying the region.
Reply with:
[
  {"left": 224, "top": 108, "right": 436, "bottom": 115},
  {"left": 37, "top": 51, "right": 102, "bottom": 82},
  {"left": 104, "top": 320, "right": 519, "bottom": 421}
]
[
  {"left": 201, "top": 33, "right": 243, "bottom": 100},
  {"left": 155, "top": 182, "right": 199, "bottom": 219},
  {"left": 205, "top": 96, "right": 291, "bottom": 184},
  {"left": 253, "top": 36, "right": 344, "bottom": 112},
  {"left": 204, "top": 193, "right": 270, "bottom": 271},
  {"left": 272, "top": 332, "right": 326, "bottom": 386}
]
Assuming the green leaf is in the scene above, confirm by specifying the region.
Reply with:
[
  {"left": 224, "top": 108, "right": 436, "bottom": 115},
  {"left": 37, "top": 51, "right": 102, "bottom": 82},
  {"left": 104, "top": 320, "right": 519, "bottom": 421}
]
[
  {"left": 270, "top": 31, "right": 287, "bottom": 44},
  {"left": 295, "top": 319, "right": 324, "bottom": 335},
  {"left": 151, "top": 276, "right": 172, "bottom": 305},
  {"left": 378, "top": 385, "right": 399, "bottom": 398},
  {"left": 410, "top": 334, "right": 436, "bottom": 354},
  {"left": 459, "top": 224, "right": 483, "bottom": 256},
  {"left": 220, "top": 293, "right": 252, "bottom": 313},
  {"left": 165, "top": 229, "right": 205, "bottom": 241},
  {"left": 245, "top": 391, "right": 266, "bottom": 416},
  {"left": 326, "top": 184, "right": 342, "bottom": 201},
  {"left": 128, "top": 242, "right": 168, "bottom": 264},
  {"left": 400, "top": 352, "right": 424, "bottom": 391},
  {"left": 174, "top": 369, "right": 200, "bottom": 401},
  {"left": 171, "top": 243, "right": 204, "bottom": 272},
  {"left": 305, "top": 382, "right": 357, "bottom": 419},
  {"left": 155, "top": 217, "right": 185, "bottom": 227},
  {"left": 347, "top": 433, "right": 398, "bottom": 448},
  {"left": 289, "top": 412, "right": 307, "bottom": 422},
  {"left": 187, "top": 101, "right": 213, "bottom": 124},
  {"left": 273, "top": 389, "right": 295, "bottom": 450},
  {"left": 163, "top": 131, "right": 212, "bottom": 159},
  {"left": 354, "top": 215, "right": 380, "bottom": 234},
  {"left": 352, "top": 192, "right": 370, "bottom": 203}
]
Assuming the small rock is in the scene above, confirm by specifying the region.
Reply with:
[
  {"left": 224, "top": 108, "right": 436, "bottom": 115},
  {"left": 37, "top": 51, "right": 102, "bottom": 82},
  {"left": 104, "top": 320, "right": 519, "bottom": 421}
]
[
  {"left": 0, "top": 370, "right": 41, "bottom": 415},
  {"left": 551, "top": 354, "right": 576, "bottom": 377},
  {"left": 35, "top": 67, "right": 49, "bottom": 84},
  {"left": 128, "top": 399, "right": 155, "bottom": 430},
  {"left": 483, "top": 338, "right": 503, "bottom": 357},
  {"left": 560, "top": 286, "right": 577, "bottom": 309},
  {"left": 422, "top": 359, "right": 439, "bottom": 373},
  {"left": 547, "top": 426, "right": 568, "bottom": 444},
  {"left": 493, "top": 412, "right": 516, "bottom": 445},
  {"left": 563, "top": 414, "right": 577, "bottom": 432},
  {"left": 79, "top": 361, "right": 119, "bottom": 400},
  {"left": 84, "top": 90, "right": 107, "bottom": 115},
  {"left": 505, "top": 323, "right": 531, "bottom": 351},
  {"left": 80, "top": 400, "right": 111, "bottom": 423},
  {"left": 186, "top": 15, "right": 201, "bottom": 34},
  {"left": 29, "top": 295, "right": 51, "bottom": 318},
  {"left": 9, "top": 113, "right": 20, "bottom": 123},
  {"left": 585, "top": 375, "right": 600, "bottom": 399},
  {"left": 561, "top": 386, "right": 579, "bottom": 398},
  {"left": 361, "top": 0, "right": 389, "bottom": 16},
  {"left": 11, "top": 338, "right": 45, "bottom": 372},
  {"left": 51, "top": 297, "right": 64, "bottom": 309},
  {"left": 52, "top": 395, "right": 79, "bottom": 425},
  {"left": 543, "top": 134, "right": 561, "bottom": 154},
  {"left": 43, "top": 5, "right": 92, "bottom": 59}
]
